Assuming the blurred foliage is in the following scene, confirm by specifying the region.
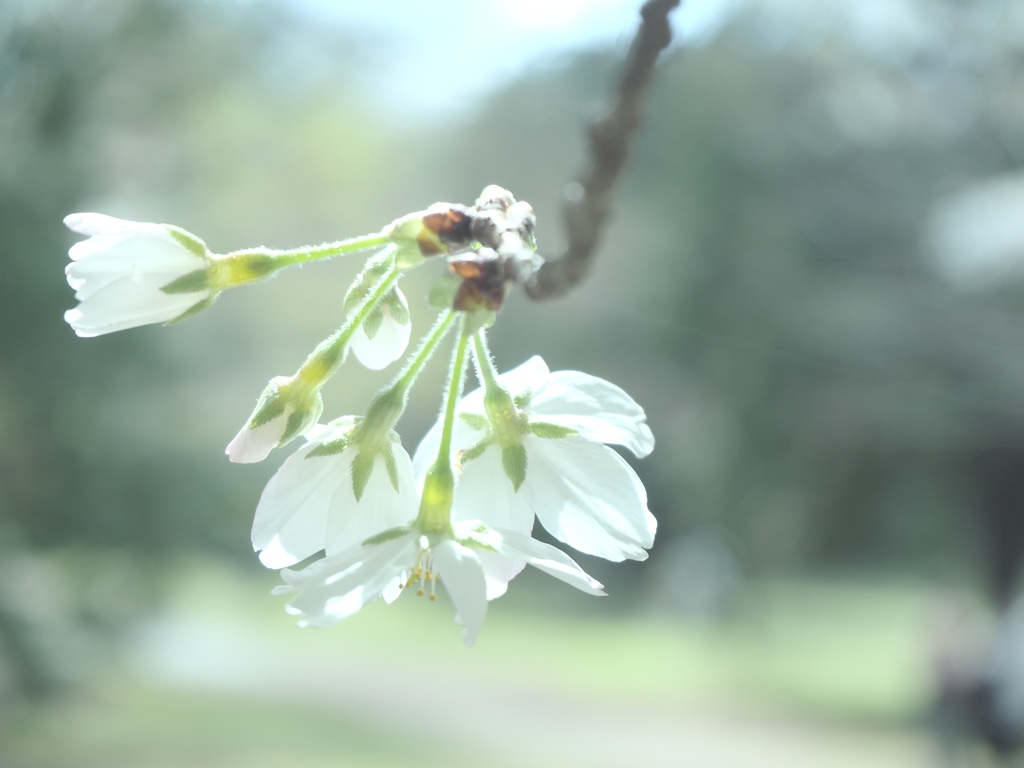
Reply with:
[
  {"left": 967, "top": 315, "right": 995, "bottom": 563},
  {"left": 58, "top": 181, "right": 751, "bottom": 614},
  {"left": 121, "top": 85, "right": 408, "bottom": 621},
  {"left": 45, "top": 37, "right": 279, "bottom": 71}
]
[{"left": 2, "top": 0, "right": 1024, "bottom": 727}]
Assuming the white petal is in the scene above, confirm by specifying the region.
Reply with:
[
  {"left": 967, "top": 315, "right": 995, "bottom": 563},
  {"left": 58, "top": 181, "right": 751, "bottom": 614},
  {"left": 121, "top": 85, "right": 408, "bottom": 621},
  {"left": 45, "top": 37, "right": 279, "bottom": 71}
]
[
  {"left": 459, "top": 354, "right": 551, "bottom": 416},
  {"left": 411, "top": 415, "right": 486, "bottom": 481},
  {"left": 303, "top": 423, "right": 336, "bottom": 443},
  {"left": 64, "top": 275, "right": 207, "bottom": 337},
  {"left": 226, "top": 410, "right": 290, "bottom": 464},
  {"left": 324, "top": 445, "right": 418, "bottom": 556},
  {"left": 451, "top": 446, "right": 535, "bottom": 533},
  {"left": 433, "top": 540, "right": 488, "bottom": 647},
  {"left": 63, "top": 214, "right": 210, "bottom": 336},
  {"left": 64, "top": 212, "right": 167, "bottom": 237},
  {"left": 448, "top": 521, "right": 526, "bottom": 601},
  {"left": 496, "top": 528, "right": 605, "bottom": 596},
  {"left": 252, "top": 442, "right": 354, "bottom": 568},
  {"left": 475, "top": 550, "right": 526, "bottom": 600},
  {"left": 494, "top": 355, "right": 550, "bottom": 401},
  {"left": 284, "top": 535, "right": 416, "bottom": 627},
  {"left": 66, "top": 234, "right": 204, "bottom": 297},
  {"left": 349, "top": 291, "right": 412, "bottom": 370},
  {"left": 381, "top": 574, "right": 405, "bottom": 604},
  {"left": 411, "top": 420, "right": 441, "bottom": 481},
  {"left": 413, "top": 357, "right": 551, "bottom": 478},
  {"left": 530, "top": 370, "right": 654, "bottom": 458},
  {"left": 525, "top": 435, "right": 656, "bottom": 562}
]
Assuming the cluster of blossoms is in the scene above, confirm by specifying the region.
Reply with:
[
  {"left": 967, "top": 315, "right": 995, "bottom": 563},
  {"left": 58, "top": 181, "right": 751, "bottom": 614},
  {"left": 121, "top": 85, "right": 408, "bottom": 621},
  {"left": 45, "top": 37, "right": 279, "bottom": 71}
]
[{"left": 63, "top": 186, "right": 656, "bottom": 646}]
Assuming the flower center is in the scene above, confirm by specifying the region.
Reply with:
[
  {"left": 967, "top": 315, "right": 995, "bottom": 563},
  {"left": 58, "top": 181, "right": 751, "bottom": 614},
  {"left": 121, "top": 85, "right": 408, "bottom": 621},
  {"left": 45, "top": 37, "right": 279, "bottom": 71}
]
[{"left": 398, "top": 535, "right": 439, "bottom": 601}]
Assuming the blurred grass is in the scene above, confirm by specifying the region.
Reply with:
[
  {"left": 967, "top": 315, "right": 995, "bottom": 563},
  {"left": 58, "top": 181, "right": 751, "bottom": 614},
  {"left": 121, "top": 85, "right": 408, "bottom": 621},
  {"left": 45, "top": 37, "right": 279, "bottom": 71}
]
[{"left": 1, "top": 557, "right": 937, "bottom": 768}]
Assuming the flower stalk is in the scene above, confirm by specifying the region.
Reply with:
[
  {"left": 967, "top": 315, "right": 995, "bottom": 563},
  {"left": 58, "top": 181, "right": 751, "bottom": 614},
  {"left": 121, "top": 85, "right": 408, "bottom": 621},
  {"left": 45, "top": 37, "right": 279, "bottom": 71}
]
[
  {"left": 346, "top": 311, "right": 456, "bottom": 498},
  {"left": 472, "top": 331, "right": 522, "bottom": 445},
  {"left": 294, "top": 263, "right": 400, "bottom": 391},
  {"left": 160, "top": 231, "right": 391, "bottom": 297},
  {"left": 227, "top": 262, "right": 401, "bottom": 462},
  {"left": 357, "top": 310, "right": 456, "bottom": 441},
  {"left": 416, "top": 316, "right": 470, "bottom": 534},
  {"left": 210, "top": 233, "right": 390, "bottom": 290}
]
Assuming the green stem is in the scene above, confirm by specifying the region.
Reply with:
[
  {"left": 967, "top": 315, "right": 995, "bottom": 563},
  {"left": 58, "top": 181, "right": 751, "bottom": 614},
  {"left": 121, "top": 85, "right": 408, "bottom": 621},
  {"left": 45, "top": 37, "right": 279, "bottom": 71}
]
[
  {"left": 416, "top": 316, "right": 470, "bottom": 534},
  {"left": 395, "top": 311, "right": 456, "bottom": 393},
  {"left": 472, "top": 330, "right": 502, "bottom": 392},
  {"left": 211, "top": 234, "right": 391, "bottom": 289},
  {"left": 472, "top": 329, "right": 522, "bottom": 448},
  {"left": 225, "top": 233, "right": 389, "bottom": 268},
  {"left": 295, "top": 265, "right": 399, "bottom": 390},
  {"left": 438, "top": 322, "right": 471, "bottom": 464},
  {"left": 355, "top": 312, "right": 456, "bottom": 450}
]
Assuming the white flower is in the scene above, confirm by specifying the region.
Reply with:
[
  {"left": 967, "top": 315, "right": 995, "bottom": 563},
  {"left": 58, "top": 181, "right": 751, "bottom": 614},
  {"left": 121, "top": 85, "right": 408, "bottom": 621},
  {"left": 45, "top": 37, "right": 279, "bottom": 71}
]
[
  {"left": 274, "top": 520, "right": 604, "bottom": 647},
  {"left": 251, "top": 418, "right": 417, "bottom": 568},
  {"left": 414, "top": 356, "right": 656, "bottom": 562},
  {"left": 226, "top": 412, "right": 294, "bottom": 464},
  {"left": 226, "top": 377, "right": 324, "bottom": 464},
  {"left": 349, "top": 287, "right": 412, "bottom": 370},
  {"left": 63, "top": 212, "right": 213, "bottom": 337}
]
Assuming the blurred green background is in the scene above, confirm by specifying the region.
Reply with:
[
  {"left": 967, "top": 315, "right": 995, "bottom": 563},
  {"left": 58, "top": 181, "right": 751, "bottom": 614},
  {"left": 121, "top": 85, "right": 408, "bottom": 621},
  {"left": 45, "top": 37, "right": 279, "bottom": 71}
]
[{"left": 3, "top": 0, "right": 1024, "bottom": 765}]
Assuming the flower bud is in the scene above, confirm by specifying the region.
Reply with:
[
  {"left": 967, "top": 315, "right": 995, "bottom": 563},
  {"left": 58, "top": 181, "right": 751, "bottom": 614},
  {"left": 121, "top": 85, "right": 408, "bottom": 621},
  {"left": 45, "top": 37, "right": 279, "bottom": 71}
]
[
  {"left": 449, "top": 249, "right": 510, "bottom": 313},
  {"left": 382, "top": 203, "right": 474, "bottom": 267},
  {"left": 344, "top": 260, "right": 411, "bottom": 370},
  {"left": 63, "top": 213, "right": 217, "bottom": 337},
  {"left": 226, "top": 376, "right": 323, "bottom": 463}
]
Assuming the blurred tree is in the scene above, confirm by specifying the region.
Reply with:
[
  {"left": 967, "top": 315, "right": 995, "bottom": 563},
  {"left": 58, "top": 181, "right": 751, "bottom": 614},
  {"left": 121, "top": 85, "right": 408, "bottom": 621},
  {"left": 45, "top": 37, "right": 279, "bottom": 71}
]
[
  {"left": 627, "top": 2, "right": 1024, "bottom": 590},
  {"left": 433, "top": 0, "right": 1024, "bottom": 599},
  {"left": 0, "top": 0, "right": 387, "bottom": 699}
]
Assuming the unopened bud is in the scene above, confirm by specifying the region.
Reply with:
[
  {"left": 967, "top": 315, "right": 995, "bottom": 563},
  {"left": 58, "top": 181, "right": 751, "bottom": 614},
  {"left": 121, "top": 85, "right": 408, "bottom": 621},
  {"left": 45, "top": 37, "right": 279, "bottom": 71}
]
[
  {"left": 226, "top": 376, "right": 323, "bottom": 463},
  {"left": 475, "top": 185, "right": 516, "bottom": 213},
  {"left": 383, "top": 204, "right": 474, "bottom": 267},
  {"left": 450, "top": 249, "right": 509, "bottom": 313}
]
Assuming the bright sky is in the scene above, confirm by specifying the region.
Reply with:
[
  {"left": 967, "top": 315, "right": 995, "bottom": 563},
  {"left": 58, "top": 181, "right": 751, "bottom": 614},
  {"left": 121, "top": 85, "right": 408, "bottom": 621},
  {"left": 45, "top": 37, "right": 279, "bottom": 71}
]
[{"left": 281, "top": 0, "right": 737, "bottom": 115}]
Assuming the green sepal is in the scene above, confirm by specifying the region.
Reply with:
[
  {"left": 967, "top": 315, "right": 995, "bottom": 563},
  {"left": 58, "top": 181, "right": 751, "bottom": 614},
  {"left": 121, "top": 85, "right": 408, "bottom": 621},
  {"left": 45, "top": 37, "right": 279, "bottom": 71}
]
[
  {"left": 358, "top": 386, "right": 407, "bottom": 450},
  {"left": 167, "top": 226, "right": 210, "bottom": 260},
  {"left": 383, "top": 449, "right": 400, "bottom": 493},
  {"left": 528, "top": 422, "right": 578, "bottom": 439},
  {"left": 250, "top": 393, "right": 286, "bottom": 429},
  {"left": 501, "top": 444, "right": 528, "bottom": 492},
  {"left": 362, "top": 306, "right": 384, "bottom": 340},
  {"left": 514, "top": 390, "right": 532, "bottom": 409},
  {"left": 383, "top": 289, "right": 410, "bottom": 325},
  {"left": 344, "top": 252, "right": 391, "bottom": 311},
  {"left": 363, "top": 525, "right": 412, "bottom": 547},
  {"left": 457, "top": 534, "right": 499, "bottom": 553},
  {"left": 428, "top": 272, "right": 461, "bottom": 310},
  {"left": 394, "top": 243, "right": 426, "bottom": 270},
  {"left": 459, "top": 413, "right": 489, "bottom": 431},
  {"left": 233, "top": 253, "right": 278, "bottom": 281},
  {"left": 350, "top": 451, "right": 376, "bottom": 501},
  {"left": 281, "top": 410, "right": 305, "bottom": 444},
  {"left": 279, "top": 392, "right": 323, "bottom": 445},
  {"left": 462, "top": 309, "right": 496, "bottom": 336},
  {"left": 159, "top": 268, "right": 210, "bottom": 294},
  {"left": 460, "top": 438, "right": 492, "bottom": 464},
  {"left": 457, "top": 523, "right": 500, "bottom": 552},
  {"left": 306, "top": 435, "right": 350, "bottom": 459},
  {"left": 343, "top": 283, "right": 367, "bottom": 314},
  {"left": 164, "top": 294, "right": 217, "bottom": 325}
]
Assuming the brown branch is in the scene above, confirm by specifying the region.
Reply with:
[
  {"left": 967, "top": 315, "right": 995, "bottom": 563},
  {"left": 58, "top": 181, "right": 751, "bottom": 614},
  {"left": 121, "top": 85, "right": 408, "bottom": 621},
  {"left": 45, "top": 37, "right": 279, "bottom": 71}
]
[{"left": 524, "top": 0, "right": 681, "bottom": 300}]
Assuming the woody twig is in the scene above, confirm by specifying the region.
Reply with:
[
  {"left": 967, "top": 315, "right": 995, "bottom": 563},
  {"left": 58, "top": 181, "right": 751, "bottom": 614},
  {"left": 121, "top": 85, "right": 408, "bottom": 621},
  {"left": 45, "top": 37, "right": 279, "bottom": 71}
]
[{"left": 525, "top": 0, "right": 681, "bottom": 300}]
